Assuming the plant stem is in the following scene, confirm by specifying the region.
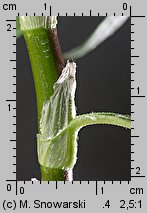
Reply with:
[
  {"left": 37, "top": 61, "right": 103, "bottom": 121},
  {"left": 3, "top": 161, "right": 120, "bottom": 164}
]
[
  {"left": 41, "top": 166, "right": 73, "bottom": 181},
  {"left": 20, "top": 16, "right": 64, "bottom": 127},
  {"left": 19, "top": 16, "right": 69, "bottom": 181},
  {"left": 41, "top": 166, "right": 65, "bottom": 181},
  {"left": 16, "top": 17, "right": 22, "bottom": 38}
]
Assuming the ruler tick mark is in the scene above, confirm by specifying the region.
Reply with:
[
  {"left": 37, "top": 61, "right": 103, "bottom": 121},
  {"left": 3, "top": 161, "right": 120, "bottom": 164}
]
[
  {"left": 6, "top": 20, "right": 16, "bottom": 22},
  {"left": 56, "top": 181, "right": 58, "bottom": 189},
  {"left": 50, "top": 6, "right": 52, "bottom": 16},
  {"left": 131, "top": 95, "right": 145, "bottom": 98},
  {"left": 131, "top": 55, "right": 139, "bottom": 58},
  {"left": 96, "top": 181, "right": 97, "bottom": 195},
  {"left": 131, "top": 16, "right": 145, "bottom": 18},
  {"left": 6, "top": 99, "right": 16, "bottom": 102}
]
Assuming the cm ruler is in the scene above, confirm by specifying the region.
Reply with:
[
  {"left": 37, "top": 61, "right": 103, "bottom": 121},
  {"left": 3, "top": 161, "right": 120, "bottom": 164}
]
[{"left": 0, "top": 0, "right": 146, "bottom": 212}]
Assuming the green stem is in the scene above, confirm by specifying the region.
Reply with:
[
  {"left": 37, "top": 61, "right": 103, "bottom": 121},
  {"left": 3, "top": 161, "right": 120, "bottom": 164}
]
[
  {"left": 41, "top": 166, "right": 65, "bottom": 181},
  {"left": 20, "top": 16, "right": 66, "bottom": 181},
  {"left": 20, "top": 16, "right": 64, "bottom": 127},
  {"left": 16, "top": 17, "right": 22, "bottom": 38},
  {"left": 41, "top": 166, "right": 73, "bottom": 181}
]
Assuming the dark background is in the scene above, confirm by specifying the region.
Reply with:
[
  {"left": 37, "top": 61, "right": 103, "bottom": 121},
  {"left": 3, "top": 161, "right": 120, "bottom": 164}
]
[{"left": 17, "top": 17, "right": 131, "bottom": 181}]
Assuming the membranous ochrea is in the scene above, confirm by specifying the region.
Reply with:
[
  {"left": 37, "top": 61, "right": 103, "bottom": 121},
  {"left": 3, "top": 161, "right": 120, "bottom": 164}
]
[{"left": 37, "top": 61, "right": 78, "bottom": 170}]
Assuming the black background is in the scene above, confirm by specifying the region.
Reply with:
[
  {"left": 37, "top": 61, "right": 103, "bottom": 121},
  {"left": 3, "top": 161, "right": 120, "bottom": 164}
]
[{"left": 17, "top": 17, "right": 131, "bottom": 181}]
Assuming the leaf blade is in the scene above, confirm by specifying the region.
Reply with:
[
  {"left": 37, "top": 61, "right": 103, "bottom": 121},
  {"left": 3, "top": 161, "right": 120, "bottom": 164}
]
[
  {"left": 68, "top": 112, "right": 131, "bottom": 131},
  {"left": 64, "top": 17, "right": 129, "bottom": 59}
]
